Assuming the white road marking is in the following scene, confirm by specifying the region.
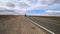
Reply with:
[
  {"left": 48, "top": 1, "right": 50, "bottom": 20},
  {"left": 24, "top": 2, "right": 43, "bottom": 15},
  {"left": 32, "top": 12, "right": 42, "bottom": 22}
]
[{"left": 27, "top": 18, "right": 55, "bottom": 34}]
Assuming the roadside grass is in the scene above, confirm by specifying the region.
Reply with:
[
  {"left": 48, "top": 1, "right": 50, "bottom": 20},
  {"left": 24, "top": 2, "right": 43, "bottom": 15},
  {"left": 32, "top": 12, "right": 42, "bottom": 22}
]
[
  {"left": 37, "top": 16, "right": 60, "bottom": 21},
  {"left": 27, "top": 16, "right": 60, "bottom": 22}
]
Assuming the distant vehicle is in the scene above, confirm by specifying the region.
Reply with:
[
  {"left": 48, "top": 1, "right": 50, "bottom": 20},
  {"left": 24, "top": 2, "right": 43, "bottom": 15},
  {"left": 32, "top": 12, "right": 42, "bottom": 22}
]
[{"left": 25, "top": 14, "right": 26, "bottom": 16}]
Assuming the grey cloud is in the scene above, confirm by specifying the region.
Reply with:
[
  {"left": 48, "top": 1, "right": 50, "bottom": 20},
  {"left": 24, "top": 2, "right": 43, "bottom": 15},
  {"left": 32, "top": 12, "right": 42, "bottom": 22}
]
[
  {"left": 40, "top": 0, "right": 60, "bottom": 5},
  {"left": 0, "top": 8, "right": 15, "bottom": 13},
  {"left": 16, "top": 2, "right": 29, "bottom": 9},
  {"left": 0, "top": 8, "right": 24, "bottom": 15},
  {"left": 52, "top": 0, "right": 60, "bottom": 4},
  {"left": 27, "top": 0, "right": 38, "bottom": 4},
  {"left": 6, "top": 2, "right": 15, "bottom": 7},
  {"left": 47, "top": 4, "right": 60, "bottom": 11}
]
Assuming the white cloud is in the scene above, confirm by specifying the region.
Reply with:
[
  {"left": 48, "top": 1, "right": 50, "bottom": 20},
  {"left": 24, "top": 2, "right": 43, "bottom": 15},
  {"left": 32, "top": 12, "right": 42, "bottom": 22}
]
[
  {"left": 46, "top": 10, "right": 60, "bottom": 13},
  {"left": 46, "top": 10, "right": 60, "bottom": 16},
  {"left": 0, "top": 0, "right": 10, "bottom": 5}
]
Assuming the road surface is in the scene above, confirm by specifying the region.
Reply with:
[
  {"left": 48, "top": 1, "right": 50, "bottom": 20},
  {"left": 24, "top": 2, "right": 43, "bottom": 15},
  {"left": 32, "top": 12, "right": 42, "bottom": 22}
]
[
  {"left": 0, "top": 16, "right": 46, "bottom": 34},
  {"left": 27, "top": 17, "right": 60, "bottom": 34}
]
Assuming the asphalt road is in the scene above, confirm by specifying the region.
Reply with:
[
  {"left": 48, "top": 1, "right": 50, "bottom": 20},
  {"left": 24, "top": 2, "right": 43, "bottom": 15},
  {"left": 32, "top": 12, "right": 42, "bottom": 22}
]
[
  {"left": 0, "top": 16, "right": 46, "bottom": 34},
  {"left": 27, "top": 17, "right": 60, "bottom": 34}
]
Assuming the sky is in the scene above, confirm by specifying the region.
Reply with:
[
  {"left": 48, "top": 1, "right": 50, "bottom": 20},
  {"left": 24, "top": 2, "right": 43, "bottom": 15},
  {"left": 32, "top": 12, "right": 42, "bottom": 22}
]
[{"left": 0, "top": 0, "right": 60, "bottom": 16}]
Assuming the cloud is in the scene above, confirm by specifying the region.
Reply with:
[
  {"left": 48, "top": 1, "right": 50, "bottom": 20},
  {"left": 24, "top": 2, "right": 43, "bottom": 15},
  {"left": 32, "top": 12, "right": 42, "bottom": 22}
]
[
  {"left": 0, "top": 0, "right": 60, "bottom": 16},
  {"left": 0, "top": 6, "right": 26, "bottom": 15},
  {"left": 6, "top": 2, "right": 15, "bottom": 8},
  {"left": 45, "top": 0, "right": 60, "bottom": 16},
  {"left": 46, "top": 10, "right": 60, "bottom": 13},
  {"left": 0, "top": 0, "right": 48, "bottom": 10},
  {"left": 0, "top": 0, "right": 10, "bottom": 5},
  {"left": 0, "top": 0, "right": 26, "bottom": 15},
  {"left": 51, "top": 0, "right": 60, "bottom": 4},
  {"left": 16, "top": 2, "right": 30, "bottom": 9},
  {"left": 46, "top": 10, "right": 60, "bottom": 16},
  {"left": 26, "top": 0, "right": 38, "bottom": 4}
]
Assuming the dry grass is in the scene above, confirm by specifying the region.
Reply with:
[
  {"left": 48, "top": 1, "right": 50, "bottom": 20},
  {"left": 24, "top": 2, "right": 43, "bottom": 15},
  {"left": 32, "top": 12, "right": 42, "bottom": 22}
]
[{"left": 27, "top": 16, "right": 60, "bottom": 22}]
